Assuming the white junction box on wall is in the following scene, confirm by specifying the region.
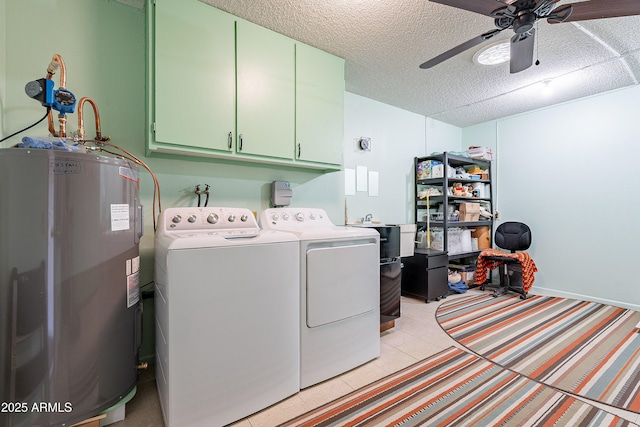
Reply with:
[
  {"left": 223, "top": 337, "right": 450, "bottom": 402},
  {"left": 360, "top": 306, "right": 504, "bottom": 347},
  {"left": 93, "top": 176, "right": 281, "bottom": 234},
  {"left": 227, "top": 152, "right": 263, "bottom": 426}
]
[{"left": 271, "top": 181, "right": 292, "bottom": 207}]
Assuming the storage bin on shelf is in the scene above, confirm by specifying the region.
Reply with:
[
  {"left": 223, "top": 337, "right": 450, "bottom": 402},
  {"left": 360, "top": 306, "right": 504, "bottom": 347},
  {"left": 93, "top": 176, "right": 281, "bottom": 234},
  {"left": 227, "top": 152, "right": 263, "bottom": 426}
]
[
  {"left": 429, "top": 228, "right": 444, "bottom": 250},
  {"left": 429, "top": 228, "right": 472, "bottom": 254}
]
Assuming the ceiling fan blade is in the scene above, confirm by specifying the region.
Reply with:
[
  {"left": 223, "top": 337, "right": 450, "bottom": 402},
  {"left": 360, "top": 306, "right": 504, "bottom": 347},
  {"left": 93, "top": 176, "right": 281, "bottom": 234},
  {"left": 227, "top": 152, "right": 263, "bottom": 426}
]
[
  {"left": 510, "top": 30, "right": 535, "bottom": 73},
  {"left": 548, "top": 0, "right": 640, "bottom": 23},
  {"left": 420, "top": 29, "right": 503, "bottom": 69},
  {"left": 429, "top": 0, "right": 508, "bottom": 17}
]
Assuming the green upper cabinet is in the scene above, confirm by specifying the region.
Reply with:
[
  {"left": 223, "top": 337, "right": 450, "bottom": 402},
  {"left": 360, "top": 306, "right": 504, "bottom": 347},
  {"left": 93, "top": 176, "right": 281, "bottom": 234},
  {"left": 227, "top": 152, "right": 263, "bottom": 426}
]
[
  {"left": 153, "top": 0, "right": 235, "bottom": 153},
  {"left": 147, "top": 0, "right": 343, "bottom": 170},
  {"left": 295, "top": 43, "right": 345, "bottom": 166},
  {"left": 236, "top": 20, "right": 295, "bottom": 160}
]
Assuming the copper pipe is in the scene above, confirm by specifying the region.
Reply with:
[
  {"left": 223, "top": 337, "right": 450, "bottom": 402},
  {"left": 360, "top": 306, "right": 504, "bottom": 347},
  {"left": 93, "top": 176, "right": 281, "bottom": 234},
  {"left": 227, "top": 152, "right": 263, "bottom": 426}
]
[
  {"left": 98, "top": 141, "right": 162, "bottom": 231},
  {"left": 57, "top": 114, "right": 67, "bottom": 138},
  {"left": 44, "top": 54, "right": 69, "bottom": 137},
  {"left": 46, "top": 54, "right": 67, "bottom": 89},
  {"left": 47, "top": 110, "right": 59, "bottom": 137},
  {"left": 77, "top": 97, "right": 104, "bottom": 141}
]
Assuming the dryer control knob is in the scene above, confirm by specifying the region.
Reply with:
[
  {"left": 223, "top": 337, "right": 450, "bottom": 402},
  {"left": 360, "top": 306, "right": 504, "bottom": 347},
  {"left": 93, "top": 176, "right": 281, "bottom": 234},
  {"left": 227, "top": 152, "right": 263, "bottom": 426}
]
[
  {"left": 172, "top": 215, "right": 182, "bottom": 224},
  {"left": 310, "top": 214, "right": 316, "bottom": 220},
  {"left": 240, "top": 214, "right": 248, "bottom": 222},
  {"left": 282, "top": 213, "right": 289, "bottom": 220},
  {"left": 271, "top": 214, "right": 279, "bottom": 221},
  {"left": 228, "top": 214, "right": 236, "bottom": 222},
  {"left": 295, "top": 212, "right": 305, "bottom": 222},
  {"left": 207, "top": 213, "right": 219, "bottom": 224},
  {"left": 188, "top": 215, "right": 197, "bottom": 223}
]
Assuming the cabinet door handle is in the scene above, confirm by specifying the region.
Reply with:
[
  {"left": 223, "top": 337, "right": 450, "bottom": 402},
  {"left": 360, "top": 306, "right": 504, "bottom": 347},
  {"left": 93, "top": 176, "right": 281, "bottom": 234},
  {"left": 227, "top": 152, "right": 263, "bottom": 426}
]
[
  {"left": 227, "top": 132, "right": 233, "bottom": 150},
  {"left": 297, "top": 143, "right": 301, "bottom": 158},
  {"left": 239, "top": 134, "right": 243, "bottom": 151}
]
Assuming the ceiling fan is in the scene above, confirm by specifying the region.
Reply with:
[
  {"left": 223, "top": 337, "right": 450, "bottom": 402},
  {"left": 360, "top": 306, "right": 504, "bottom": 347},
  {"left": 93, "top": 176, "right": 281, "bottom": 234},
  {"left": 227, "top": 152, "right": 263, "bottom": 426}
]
[{"left": 420, "top": 0, "right": 640, "bottom": 73}]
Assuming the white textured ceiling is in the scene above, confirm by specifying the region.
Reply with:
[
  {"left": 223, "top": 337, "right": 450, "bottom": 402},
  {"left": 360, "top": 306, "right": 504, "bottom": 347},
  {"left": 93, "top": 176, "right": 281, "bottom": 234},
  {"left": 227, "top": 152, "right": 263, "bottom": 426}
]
[{"left": 185, "top": 0, "right": 639, "bottom": 127}]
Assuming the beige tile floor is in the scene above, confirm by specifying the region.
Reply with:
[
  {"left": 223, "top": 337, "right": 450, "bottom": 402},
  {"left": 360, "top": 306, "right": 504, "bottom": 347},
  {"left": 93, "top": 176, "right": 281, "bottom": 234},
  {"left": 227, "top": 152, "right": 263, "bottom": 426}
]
[{"left": 111, "top": 290, "right": 640, "bottom": 426}]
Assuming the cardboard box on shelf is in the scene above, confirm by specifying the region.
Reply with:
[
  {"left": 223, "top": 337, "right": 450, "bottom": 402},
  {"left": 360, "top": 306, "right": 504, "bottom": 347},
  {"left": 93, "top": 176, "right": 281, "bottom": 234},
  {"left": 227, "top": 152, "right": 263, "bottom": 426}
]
[
  {"left": 417, "top": 160, "right": 443, "bottom": 179},
  {"left": 459, "top": 202, "right": 480, "bottom": 222},
  {"left": 449, "top": 263, "right": 476, "bottom": 286},
  {"left": 472, "top": 226, "right": 491, "bottom": 249}
]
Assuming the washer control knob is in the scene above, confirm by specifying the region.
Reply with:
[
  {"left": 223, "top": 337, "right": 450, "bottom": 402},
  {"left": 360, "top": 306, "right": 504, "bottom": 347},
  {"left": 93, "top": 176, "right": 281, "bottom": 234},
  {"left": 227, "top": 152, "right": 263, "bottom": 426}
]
[
  {"left": 271, "top": 214, "right": 279, "bottom": 221},
  {"left": 282, "top": 213, "right": 289, "bottom": 220},
  {"left": 295, "top": 212, "right": 305, "bottom": 222},
  {"left": 172, "top": 215, "right": 182, "bottom": 224},
  {"left": 310, "top": 214, "right": 316, "bottom": 220},
  {"left": 188, "top": 215, "right": 197, "bottom": 223},
  {"left": 207, "top": 213, "right": 219, "bottom": 224},
  {"left": 240, "top": 214, "right": 248, "bottom": 222},
  {"left": 228, "top": 214, "right": 236, "bottom": 222}
]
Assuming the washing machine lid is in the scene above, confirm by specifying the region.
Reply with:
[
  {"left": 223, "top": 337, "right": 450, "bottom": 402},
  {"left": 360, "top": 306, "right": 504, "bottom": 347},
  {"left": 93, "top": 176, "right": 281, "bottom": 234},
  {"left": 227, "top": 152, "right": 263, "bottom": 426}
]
[
  {"left": 163, "top": 230, "right": 297, "bottom": 249},
  {"left": 282, "top": 227, "right": 378, "bottom": 240},
  {"left": 259, "top": 208, "right": 379, "bottom": 240}
]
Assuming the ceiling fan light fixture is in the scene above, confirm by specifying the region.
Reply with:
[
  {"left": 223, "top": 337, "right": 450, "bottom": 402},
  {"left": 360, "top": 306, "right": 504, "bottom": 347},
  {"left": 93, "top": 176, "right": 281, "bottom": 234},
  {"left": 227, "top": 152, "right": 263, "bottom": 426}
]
[{"left": 473, "top": 41, "right": 510, "bottom": 66}]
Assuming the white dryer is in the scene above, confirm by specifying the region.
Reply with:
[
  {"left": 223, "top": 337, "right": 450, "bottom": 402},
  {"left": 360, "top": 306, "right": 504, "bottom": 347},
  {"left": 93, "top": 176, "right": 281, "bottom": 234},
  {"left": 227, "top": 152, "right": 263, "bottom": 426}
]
[
  {"left": 259, "top": 208, "right": 380, "bottom": 388},
  {"left": 154, "top": 207, "right": 299, "bottom": 427}
]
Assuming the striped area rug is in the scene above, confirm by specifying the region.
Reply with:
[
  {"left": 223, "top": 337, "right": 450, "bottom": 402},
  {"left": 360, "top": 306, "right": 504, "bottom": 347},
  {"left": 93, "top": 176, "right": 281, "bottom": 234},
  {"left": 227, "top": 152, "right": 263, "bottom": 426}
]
[
  {"left": 437, "top": 294, "right": 640, "bottom": 413},
  {"left": 280, "top": 347, "right": 636, "bottom": 426}
]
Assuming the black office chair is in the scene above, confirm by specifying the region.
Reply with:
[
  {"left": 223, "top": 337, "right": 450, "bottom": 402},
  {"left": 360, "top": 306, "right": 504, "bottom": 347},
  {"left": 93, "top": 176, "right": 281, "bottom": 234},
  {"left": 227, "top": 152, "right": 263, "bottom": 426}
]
[{"left": 478, "top": 222, "right": 534, "bottom": 299}]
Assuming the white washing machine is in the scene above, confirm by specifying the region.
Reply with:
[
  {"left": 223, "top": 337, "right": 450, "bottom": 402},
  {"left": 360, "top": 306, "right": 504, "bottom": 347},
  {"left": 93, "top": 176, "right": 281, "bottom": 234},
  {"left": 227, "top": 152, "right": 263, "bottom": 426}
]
[
  {"left": 259, "top": 208, "right": 380, "bottom": 388},
  {"left": 154, "top": 207, "right": 299, "bottom": 427}
]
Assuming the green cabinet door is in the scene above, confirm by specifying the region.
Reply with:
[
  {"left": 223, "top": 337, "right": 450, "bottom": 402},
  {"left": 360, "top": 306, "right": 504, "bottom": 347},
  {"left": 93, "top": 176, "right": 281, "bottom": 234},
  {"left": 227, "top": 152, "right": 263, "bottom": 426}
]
[
  {"left": 295, "top": 43, "right": 345, "bottom": 166},
  {"left": 236, "top": 20, "right": 295, "bottom": 160},
  {"left": 154, "top": 0, "right": 235, "bottom": 152}
]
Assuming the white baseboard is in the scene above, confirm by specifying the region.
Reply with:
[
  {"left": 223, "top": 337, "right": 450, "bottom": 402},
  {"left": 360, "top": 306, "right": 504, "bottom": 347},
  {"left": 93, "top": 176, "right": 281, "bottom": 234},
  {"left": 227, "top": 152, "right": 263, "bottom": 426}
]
[{"left": 533, "top": 286, "right": 640, "bottom": 312}]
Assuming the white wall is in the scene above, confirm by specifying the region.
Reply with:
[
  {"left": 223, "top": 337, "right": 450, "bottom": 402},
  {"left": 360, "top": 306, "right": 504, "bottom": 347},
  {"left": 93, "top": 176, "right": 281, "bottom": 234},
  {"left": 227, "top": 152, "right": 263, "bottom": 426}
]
[
  {"left": 426, "top": 118, "right": 463, "bottom": 155},
  {"left": 464, "top": 85, "right": 640, "bottom": 310},
  {"left": 343, "top": 92, "right": 462, "bottom": 224},
  {"left": 343, "top": 93, "right": 424, "bottom": 224}
]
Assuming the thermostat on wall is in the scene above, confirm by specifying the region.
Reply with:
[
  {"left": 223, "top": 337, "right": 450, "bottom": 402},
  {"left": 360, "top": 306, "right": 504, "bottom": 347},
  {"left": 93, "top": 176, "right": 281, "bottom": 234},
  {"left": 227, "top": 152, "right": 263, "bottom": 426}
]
[{"left": 271, "top": 181, "right": 292, "bottom": 207}]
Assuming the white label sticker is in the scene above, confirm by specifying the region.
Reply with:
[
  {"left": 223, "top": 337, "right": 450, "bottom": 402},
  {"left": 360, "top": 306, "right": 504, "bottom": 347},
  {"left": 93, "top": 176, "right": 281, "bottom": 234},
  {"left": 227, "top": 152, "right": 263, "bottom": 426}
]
[
  {"left": 111, "top": 204, "right": 130, "bottom": 231},
  {"left": 127, "top": 271, "right": 140, "bottom": 308},
  {"left": 131, "top": 255, "right": 140, "bottom": 274}
]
